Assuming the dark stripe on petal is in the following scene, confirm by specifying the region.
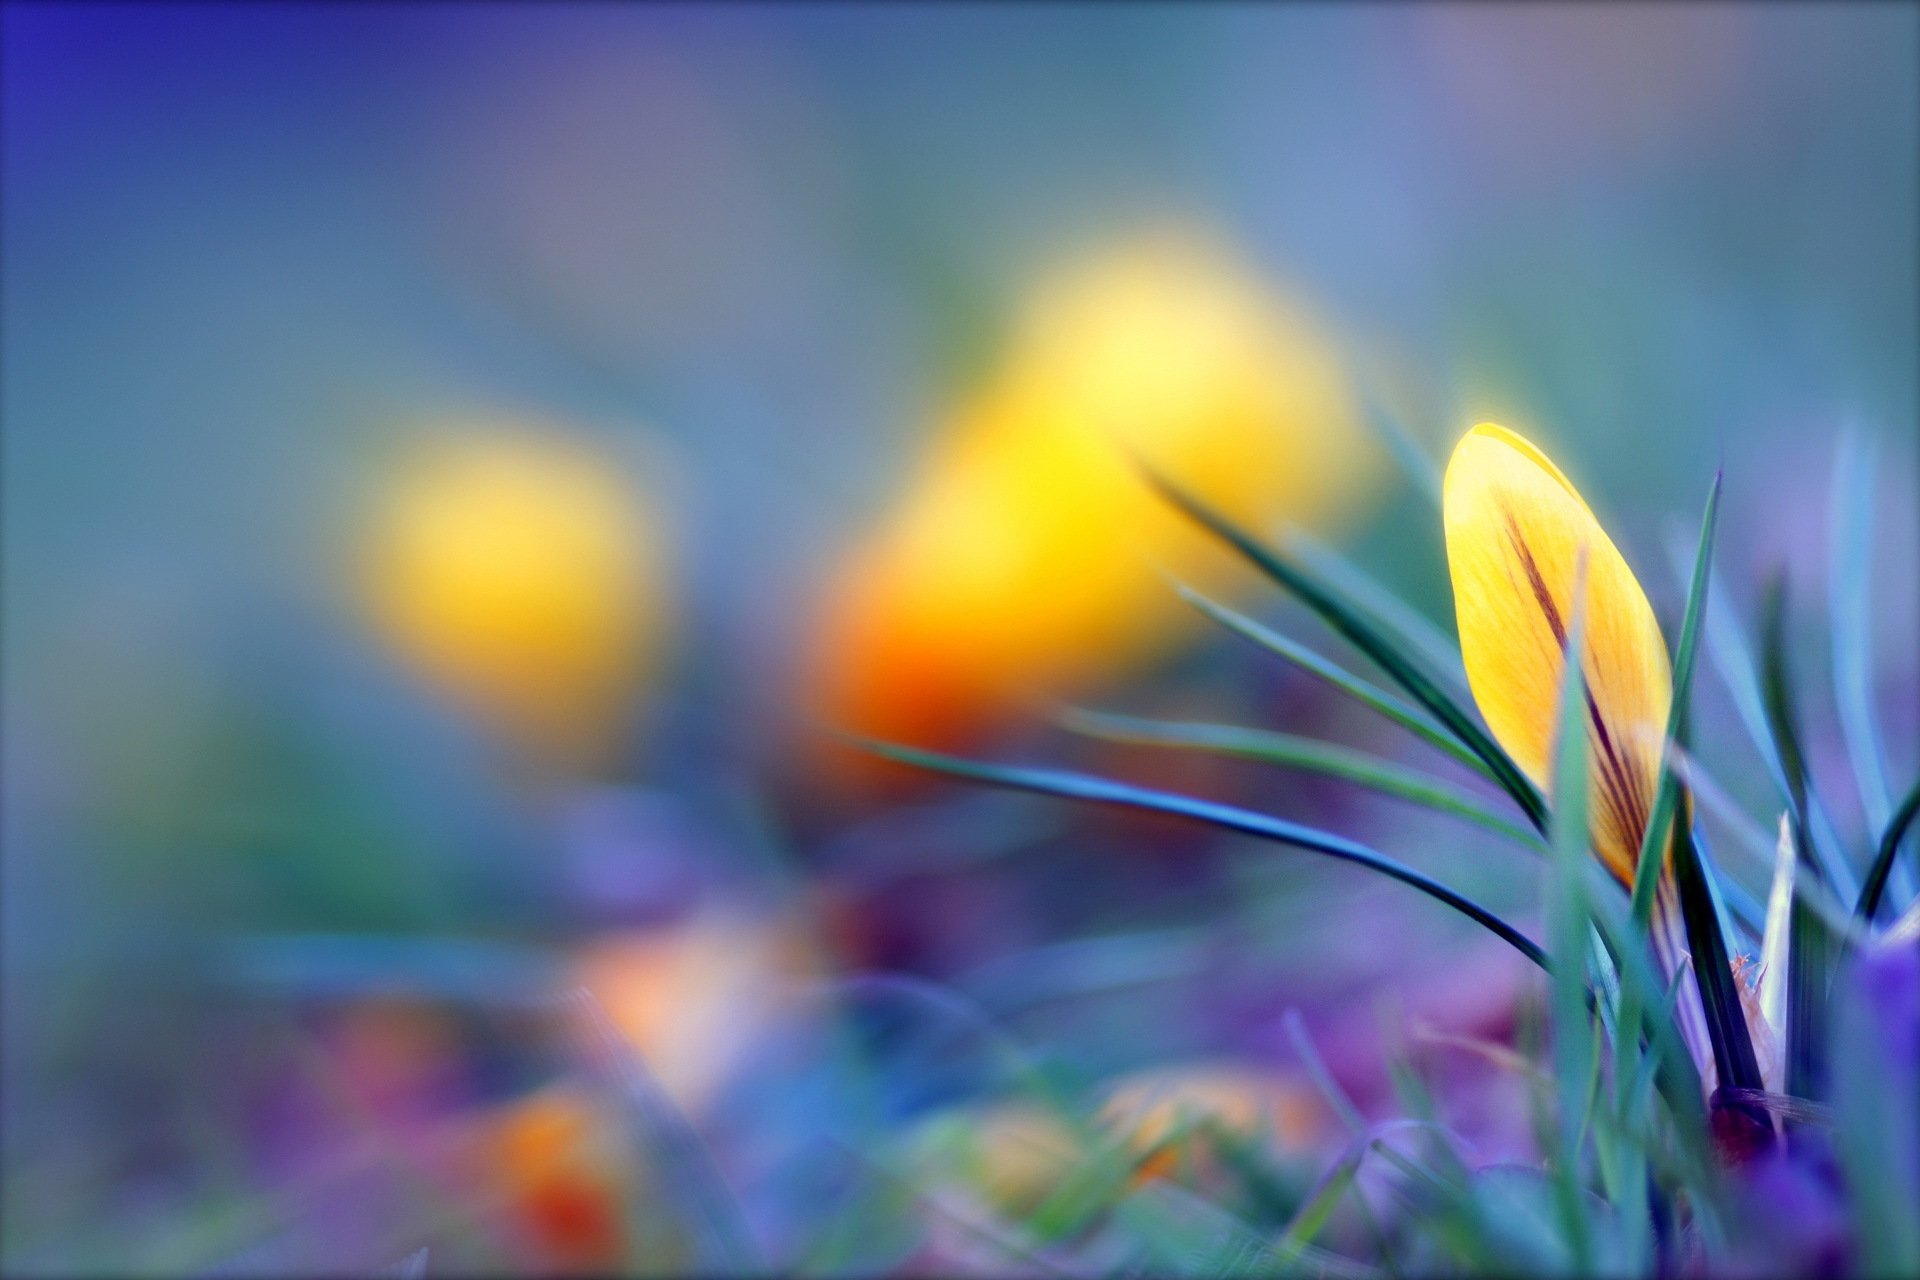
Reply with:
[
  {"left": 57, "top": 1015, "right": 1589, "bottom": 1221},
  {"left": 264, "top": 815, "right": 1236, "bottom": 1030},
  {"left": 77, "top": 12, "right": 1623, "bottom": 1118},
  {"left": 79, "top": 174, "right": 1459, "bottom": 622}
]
[
  {"left": 1503, "top": 511, "right": 1568, "bottom": 647},
  {"left": 1503, "top": 504, "right": 1650, "bottom": 879}
]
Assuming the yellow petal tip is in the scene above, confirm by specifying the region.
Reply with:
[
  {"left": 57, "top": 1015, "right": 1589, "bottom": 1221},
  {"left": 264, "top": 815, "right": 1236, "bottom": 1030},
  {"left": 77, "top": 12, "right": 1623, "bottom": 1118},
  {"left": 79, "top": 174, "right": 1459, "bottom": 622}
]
[{"left": 1456, "top": 422, "right": 1579, "bottom": 499}]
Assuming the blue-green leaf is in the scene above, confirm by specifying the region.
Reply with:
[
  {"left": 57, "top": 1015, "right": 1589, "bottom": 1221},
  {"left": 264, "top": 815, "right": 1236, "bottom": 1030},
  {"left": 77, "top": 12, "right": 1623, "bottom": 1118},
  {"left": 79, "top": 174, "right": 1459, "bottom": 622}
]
[
  {"left": 1545, "top": 578, "right": 1597, "bottom": 1274},
  {"left": 1174, "top": 582, "right": 1496, "bottom": 784},
  {"left": 851, "top": 735, "right": 1549, "bottom": 970},
  {"left": 1057, "top": 706, "right": 1543, "bottom": 849},
  {"left": 1856, "top": 779, "right": 1920, "bottom": 927},
  {"left": 1141, "top": 466, "right": 1547, "bottom": 832},
  {"left": 1631, "top": 473, "right": 1721, "bottom": 929}
]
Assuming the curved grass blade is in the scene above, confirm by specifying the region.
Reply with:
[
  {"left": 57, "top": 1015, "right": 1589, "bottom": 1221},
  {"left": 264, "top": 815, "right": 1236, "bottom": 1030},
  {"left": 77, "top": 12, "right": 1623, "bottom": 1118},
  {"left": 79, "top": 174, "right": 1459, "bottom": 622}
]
[
  {"left": 1828, "top": 431, "right": 1893, "bottom": 834},
  {"left": 1760, "top": 575, "right": 1837, "bottom": 1113},
  {"left": 1677, "top": 745, "right": 1796, "bottom": 900},
  {"left": 1667, "top": 806, "right": 1773, "bottom": 1143},
  {"left": 1141, "top": 466, "right": 1548, "bottom": 831},
  {"left": 1057, "top": 706, "right": 1544, "bottom": 850},
  {"left": 1669, "top": 535, "right": 1856, "bottom": 899},
  {"left": 557, "top": 988, "right": 765, "bottom": 1272},
  {"left": 1856, "top": 778, "right": 1920, "bottom": 926},
  {"left": 1363, "top": 389, "right": 1445, "bottom": 513},
  {"left": 1630, "top": 473, "right": 1723, "bottom": 929},
  {"left": 853, "top": 735, "right": 1549, "bottom": 970},
  {"left": 1285, "top": 527, "right": 1468, "bottom": 690},
  {"left": 1283, "top": 1009, "right": 1366, "bottom": 1136},
  {"left": 1582, "top": 867, "right": 1711, "bottom": 1142},
  {"left": 1762, "top": 574, "right": 1826, "bottom": 883},
  {"left": 1545, "top": 582, "right": 1597, "bottom": 1274},
  {"left": 1668, "top": 747, "right": 1847, "bottom": 936},
  {"left": 1174, "top": 581, "right": 1497, "bottom": 784}
]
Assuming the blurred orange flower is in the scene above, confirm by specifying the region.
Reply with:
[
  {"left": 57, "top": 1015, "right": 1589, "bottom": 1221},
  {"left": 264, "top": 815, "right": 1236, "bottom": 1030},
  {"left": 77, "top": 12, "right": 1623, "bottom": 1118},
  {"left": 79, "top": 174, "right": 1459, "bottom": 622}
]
[
  {"left": 571, "top": 908, "right": 823, "bottom": 1118},
  {"left": 482, "top": 1086, "right": 633, "bottom": 1276},
  {"left": 356, "top": 422, "right": 670, "bottom": 774},
  {"left": 805, "top": 226, "right": 1377, "bottom": 766}
]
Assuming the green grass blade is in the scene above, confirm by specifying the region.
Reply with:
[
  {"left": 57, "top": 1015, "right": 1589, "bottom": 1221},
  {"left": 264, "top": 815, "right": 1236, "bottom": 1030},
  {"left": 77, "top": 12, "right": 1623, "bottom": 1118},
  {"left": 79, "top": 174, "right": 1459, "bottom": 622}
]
[
  {"left": 1597, "top": 909, "right": 1723, "bottom": 1220},
  {"left": 1828, "top": 430, "right": 1894, "bottom": 833},
  {"left": 1284, "top": 528, "right": 1468, "bottom": 690},
  {"left": 1142, "top": 466, "right": 1547, "bottom": 831},
  {"left": 1282, "top": 1009, "right": 1366, "bottom": 1136},
  {"left": 1631, "top": 474, "right": 1722, "bottom": 929},
  {"left": 1362, "top": 389, "right": 1444, "bottom": 515},
  {"left": 1761, "top": 574, "right": 1822, "bottom": 874},
  {"left": 1679, "top": 748, "right": 1797, "bottom": 926},
  {"left": 1673, "top": 536, "right": 1856, "bottom": 899},
  {"left": 1545, "top": 581, "right": 1597, "bottom": 1275},
  {"left": 1785, "top": 871, "right": 1835, "bottom": 1120},
  {"left": 1669, "top": 809, "right": 1771, "bottom": 1122},
  {"left": 1855, "top": 777, "right": 1920, "bottom": 926},
  {"left": 1584, "top": 877, "right": 1705, "bottom": 1108},
  {"left": 852, "top": 735, "right": 1549, "bottom": 970},
  {"left": 1760, "top": 575, "right": 1838, "bottom": 1111},
  {"left": 1174, "top": 582, "right": 1498, "bottom": 783},
  {"left": 1270, "top": 1147, "right": 1373, "bottom": 1271},
  {"left": 1057, "top": 707, "right": 1544, "bottom": 850}
]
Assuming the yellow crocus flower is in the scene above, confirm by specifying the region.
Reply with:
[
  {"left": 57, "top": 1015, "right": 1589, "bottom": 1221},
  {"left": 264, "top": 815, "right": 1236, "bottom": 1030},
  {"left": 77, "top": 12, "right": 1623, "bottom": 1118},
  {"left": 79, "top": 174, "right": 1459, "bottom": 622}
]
[
  {"left": 1443, "top": 422, "right": 1793, "bottom": 1116},
  {"left": 357, "top": 424, "right": 668, "bottom": 772},
  {"left": 808, "top": 227, "right": 1377, "bottom": 758},
  {"left": 1443, "top": 422, "right": 1672, "bottom": 884}
]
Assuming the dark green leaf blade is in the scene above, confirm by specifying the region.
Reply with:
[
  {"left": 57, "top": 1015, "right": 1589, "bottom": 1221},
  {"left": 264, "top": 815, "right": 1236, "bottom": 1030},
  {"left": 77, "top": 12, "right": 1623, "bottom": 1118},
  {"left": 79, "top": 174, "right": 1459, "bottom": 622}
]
[
  {"left": 1760, "top": 575, "right": 1836, "bottom": 1113},
  {"left": 1669, "top": 806, "right": 1773, "bottom": 1146},
  {"left": 1140, "top": 465, "right": 1547, "bottom": 832},
  {"left": 1174, "top": 581, "right": 1497, "bottom": 783},
  {"left": 1057, "top": 706, "right": 1543, "bottom": 849},
  {"left": 851, "top": 735, "right": 1549, "bottom": 970},
  {"left": 1285, "top": 527, "right": 1468, "bottom": 690},
  {"left": 1545, "top": 580, "right": 1596, "bottom": 1274},
  {"left": 1855, "top": 778, "right": 1920, "bottom": 927},
  {"left": 1630, "top": 472, "right": 1722, "bottom": 928}
]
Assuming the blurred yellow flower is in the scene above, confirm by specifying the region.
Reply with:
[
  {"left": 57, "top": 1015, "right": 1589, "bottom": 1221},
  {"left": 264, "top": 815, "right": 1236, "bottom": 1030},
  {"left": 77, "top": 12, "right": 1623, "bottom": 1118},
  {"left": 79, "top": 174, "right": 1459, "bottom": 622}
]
[
  {"left": 357, "top": 424, "right": 668, "bottom": 772},
  {"left": 1443, "top": 422, "right": 1671, "bottom": 884},
  {"left": 806, "top": 227, "right": 1377, "bottom": 760}
]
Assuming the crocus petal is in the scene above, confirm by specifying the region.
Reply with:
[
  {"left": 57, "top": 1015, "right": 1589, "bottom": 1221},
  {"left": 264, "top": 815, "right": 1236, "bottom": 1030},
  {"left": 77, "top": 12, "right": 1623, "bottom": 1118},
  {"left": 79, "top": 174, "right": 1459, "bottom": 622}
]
[{"left": 1443, "top": 423, "right": 1672, "bottom": 882}]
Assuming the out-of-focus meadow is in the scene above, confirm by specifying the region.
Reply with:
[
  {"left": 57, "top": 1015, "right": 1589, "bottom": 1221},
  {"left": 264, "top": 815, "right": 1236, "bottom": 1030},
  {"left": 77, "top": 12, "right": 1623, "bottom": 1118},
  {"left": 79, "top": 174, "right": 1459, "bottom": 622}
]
[{"left": 2, "top": 4, "right": 1916, "bottom": 1276}]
